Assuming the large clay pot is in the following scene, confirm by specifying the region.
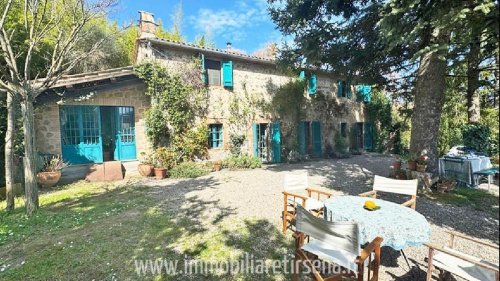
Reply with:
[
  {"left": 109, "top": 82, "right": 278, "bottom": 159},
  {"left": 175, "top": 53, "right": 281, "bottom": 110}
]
[
  {"left": 393, "top": 160, "right": 402, "bottom": 171},
  {"left": 37, "top": 171, "right": 62, "bottom": 188},
  {"left": 407, "top": 160, "right": 417, "bottom": 171},
  {"left": 212, "top": 161, "right": 222, "bottom": 172},
  {"left": 154, "top": 168, "right": 167, "bottom": 179},
  {"left": 138, "top": 164, "right": 154, "bottom": 177}
]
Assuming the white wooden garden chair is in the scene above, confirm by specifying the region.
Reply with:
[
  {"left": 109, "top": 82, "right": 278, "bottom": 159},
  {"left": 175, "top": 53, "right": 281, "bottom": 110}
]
[
  {"left": 282, "top": 171, "right": 333, "bottom": 233},
  {"left": 426, "top": 230, "right": 499, "bottom": 281},
  {"left": 293, "top": 206, "right": 383, "bottom": 281},
  {"left": 359, "top": 175, "right": 418, "bottom": 209}
]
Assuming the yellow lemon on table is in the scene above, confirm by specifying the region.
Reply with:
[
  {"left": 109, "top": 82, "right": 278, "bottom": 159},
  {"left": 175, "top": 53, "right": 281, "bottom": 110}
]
[{"left": 364, "top": 200, "right": 377, "bottom": 210}]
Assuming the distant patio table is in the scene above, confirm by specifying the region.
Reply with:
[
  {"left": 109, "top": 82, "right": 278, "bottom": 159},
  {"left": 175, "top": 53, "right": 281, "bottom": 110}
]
[
  {"left": 438, "top": 156, "right": 492, "bottom": 187},
  {"left": 323, "top": 196, "right": 431, "bottom": 251}
]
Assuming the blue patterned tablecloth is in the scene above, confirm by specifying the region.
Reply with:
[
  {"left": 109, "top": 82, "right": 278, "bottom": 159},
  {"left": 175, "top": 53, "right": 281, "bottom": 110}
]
[{"left": 323, "top": 196, "right": 431, "bottom": 251}]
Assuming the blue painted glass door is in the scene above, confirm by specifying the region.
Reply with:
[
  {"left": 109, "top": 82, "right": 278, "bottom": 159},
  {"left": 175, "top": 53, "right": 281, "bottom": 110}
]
[
  {"left": 60, "top": 106, "right": 103, "bottom": 164},
  {"left": 114, "top": 106, "right": 136, "bottom": 161}
]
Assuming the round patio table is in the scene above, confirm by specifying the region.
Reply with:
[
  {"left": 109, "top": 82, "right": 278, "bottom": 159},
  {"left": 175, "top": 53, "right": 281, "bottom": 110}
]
[{"left": 323, "top": 196, "right": 431, "bottom": 251}]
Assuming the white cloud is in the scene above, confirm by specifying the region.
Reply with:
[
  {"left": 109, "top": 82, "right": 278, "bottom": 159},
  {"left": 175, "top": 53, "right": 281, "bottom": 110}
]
[{"left": 189, "top": 0, "right": 270, "bottom": 43}]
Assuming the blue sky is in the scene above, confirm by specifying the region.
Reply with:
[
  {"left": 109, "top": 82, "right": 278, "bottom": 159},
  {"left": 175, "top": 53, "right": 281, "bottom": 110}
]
[{"left": 109, "top": 0, "right": 283, "bottom": 54}]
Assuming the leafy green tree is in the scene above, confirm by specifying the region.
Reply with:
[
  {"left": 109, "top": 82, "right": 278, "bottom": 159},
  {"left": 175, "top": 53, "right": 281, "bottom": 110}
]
[
  {"left": 269, "top": 0, "right": 498, "bottom": 172},
  {"left": 0, "top": 0, "right": 117, "bottom": 215}
]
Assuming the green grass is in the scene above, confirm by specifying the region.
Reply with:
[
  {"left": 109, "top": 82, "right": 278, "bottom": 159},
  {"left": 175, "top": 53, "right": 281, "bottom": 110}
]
[
  {"left": 424, "top": 187, "right": 499, "bottom": 217},
  {"left": 0, "top": 180, "right": 291, "bottom": 280}
]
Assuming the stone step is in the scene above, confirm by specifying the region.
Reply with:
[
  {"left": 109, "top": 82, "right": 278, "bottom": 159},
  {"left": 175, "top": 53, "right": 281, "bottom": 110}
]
[{"left": 85, "top": 161, "right": 124, "bottom": 182}]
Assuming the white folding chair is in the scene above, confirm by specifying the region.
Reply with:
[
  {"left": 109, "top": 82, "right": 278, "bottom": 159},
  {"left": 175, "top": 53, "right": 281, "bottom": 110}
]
[
  {"left": 426, "top": 230, "right": 499, "bottom": 281},
  {"left": 359, "top": 175, "right": 418, "bottom": 209},
  {"left": 282, "top": 171, "right": 332, "bottom": 233},
  {"left": 294, "top": 206, "right": 383, "bottom": 281}
]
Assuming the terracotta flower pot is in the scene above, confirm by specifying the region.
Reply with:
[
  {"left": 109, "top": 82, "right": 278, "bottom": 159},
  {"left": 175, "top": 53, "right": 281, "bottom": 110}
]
[
  {"left": 212, "top": 161, "right": 222, "bottom": 172},
  {"left": 154, "top": 168, "right": 167, "bottom": 179},
  {"left": 393, "top": 160, "right": 402, "bottom": 171},
  {"left": 138, "top": 164, "right": 154, "bottom": 177},
  {"left": 37, "top": 171, "right": 62, "bottom": 188},
  {"left": 416, "top": 163, "right": 427, "bottom": 172},
  {"left": 408, "top": 160, "right": 417, "bottom": 171}
]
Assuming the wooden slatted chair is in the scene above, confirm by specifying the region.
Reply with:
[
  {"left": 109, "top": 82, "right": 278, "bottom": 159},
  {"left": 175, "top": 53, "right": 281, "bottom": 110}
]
[
  {"left": 426, "top": 230, "right": 499, "bottom": 281},
  {"left": 293, "top": 206, "right": 383, "bottom": 281},
  {"left": 282, "top": 171, "right": 333, "bottom": 233},
  {"left": 359, "top": 175, "right": 418, "bottom": 209}
]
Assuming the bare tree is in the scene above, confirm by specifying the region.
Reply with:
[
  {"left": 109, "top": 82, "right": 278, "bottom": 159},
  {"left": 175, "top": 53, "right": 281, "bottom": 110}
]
[{"left": 0, "top": 0, "right": 116, "bottom": 215}]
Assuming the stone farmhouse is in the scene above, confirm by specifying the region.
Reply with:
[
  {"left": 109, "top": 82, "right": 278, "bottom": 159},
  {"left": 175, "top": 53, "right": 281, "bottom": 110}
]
[{"left": 34, "top": 11, "right": 373, "bottom": 174}]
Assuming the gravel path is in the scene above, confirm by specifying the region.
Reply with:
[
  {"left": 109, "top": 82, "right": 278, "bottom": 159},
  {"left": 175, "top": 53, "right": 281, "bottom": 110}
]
[{"left": 139, "top": 153, "right": 499, "bottom": 280}]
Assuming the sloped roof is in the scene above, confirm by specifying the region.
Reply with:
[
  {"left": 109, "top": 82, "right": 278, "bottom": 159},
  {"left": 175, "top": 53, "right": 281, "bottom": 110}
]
[
  {"left": 143, "top": 38, "right": 276, "bottom": 65},
  {"left": 47, "top": 66, "right": 135, "bottom": 89}
]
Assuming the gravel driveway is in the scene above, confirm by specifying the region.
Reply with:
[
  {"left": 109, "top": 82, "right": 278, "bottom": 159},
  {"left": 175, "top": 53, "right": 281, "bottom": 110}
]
[{"left": 140, "top": 153, "right": 499, "bottom": 280}]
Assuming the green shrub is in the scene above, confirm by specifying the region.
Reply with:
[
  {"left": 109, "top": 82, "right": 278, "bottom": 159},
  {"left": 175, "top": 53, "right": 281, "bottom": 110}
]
[
  {"left": 169, "top": 162, "right": 211, "bottom": 178},
  {"left": 222, "top": 154, "right": 262, "bottom": 170},
  {"left": 462, "top": 124, "right": 497, "bottom": 156}
]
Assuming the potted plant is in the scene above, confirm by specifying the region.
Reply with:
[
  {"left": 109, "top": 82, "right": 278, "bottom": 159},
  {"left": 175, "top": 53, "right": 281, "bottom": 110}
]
[
  {"left": 138, "top": 152, "right": 154, "bottom": 177},
  {"left": 212, "top": 160, "right": 222, "bottom": 171},
  {"left": 416, "top": 155, "right": 428, "bottom": 172},
  {"left": 407, "top": 153, "right": 418, "bottom": 171},
  {"left": 36, "top": 154, "right": 67, "bottom": 188},
  {"left": 393, "top": 156, "right": 402, "bottom": 171},
  {"left": 153, "top": 147, "right": 177, "bottom": 179}
]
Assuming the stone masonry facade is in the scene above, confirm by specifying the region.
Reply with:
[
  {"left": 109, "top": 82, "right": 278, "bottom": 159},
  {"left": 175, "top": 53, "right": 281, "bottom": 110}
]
[
  {"left": 34, "top": 11, "right": 367, "bottom": 164},
  {"left": 137, "top": 39, "right": 367, "bottom": 160},
  {"left": 35, "top": 82, "right": 150, "bottom": 156}
]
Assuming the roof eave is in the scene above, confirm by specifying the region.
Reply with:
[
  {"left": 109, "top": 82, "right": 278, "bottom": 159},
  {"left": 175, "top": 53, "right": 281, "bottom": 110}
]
[{"left": 142, "top": 38, "right": 277, "bottom": 66}]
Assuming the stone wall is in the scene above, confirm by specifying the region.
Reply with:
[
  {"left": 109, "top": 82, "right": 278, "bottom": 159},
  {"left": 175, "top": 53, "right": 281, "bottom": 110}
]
[
  {"left": 36, "top": 42, "right": 368, "bottom": 163},
  {"left": 34, "top": 82, "right": 150, "bottom": 157},
  {"left": 137, "top": 41, "right": 368, "bottom": 159}
]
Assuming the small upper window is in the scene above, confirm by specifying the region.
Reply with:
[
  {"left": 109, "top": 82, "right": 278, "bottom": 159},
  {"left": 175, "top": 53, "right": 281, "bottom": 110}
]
[
  {"left": 205, "top": 59, "right": 221, "bottom": 86},
  {"left": 340, "top": 122, "right": 347, "bottom": 138},
  {"left": 208, "top": 124, "right": 223, "bottom": 149}
]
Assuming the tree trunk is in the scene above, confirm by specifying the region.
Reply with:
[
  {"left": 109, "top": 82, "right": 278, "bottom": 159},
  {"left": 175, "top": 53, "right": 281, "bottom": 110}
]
[
  {"left": 410, "top": 29, "right": 449, "bottom": 174},
  {"left": 21, "top": 93, "right": 39, "bottom": 216},
  {"left": 4, "top": 92, "right": 15, "bottom": 211},
  {"left": 466, "top": 36, "right": 481, "bottom": 123}
]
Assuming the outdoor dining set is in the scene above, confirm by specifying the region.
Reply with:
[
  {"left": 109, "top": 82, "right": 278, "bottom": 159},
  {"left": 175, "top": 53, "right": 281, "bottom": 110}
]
[{"left": 281, "top": 171, "right": 499, "bottom": 281}]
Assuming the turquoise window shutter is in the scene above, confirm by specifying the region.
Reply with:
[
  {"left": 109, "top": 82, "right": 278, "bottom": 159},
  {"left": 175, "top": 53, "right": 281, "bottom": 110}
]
[
  {"left": 200, "top": 54, "right": 207, "bottom": 85},
  {"left": 298, "top": 70, "right": 305, "bottom": 81},
  {"left": 337, "top": 80, "right": 343, "bottom": 97},
  {"left": 222, "top": 60, "right": 233, "bottom": 87},
  {"left": 311, "top": 121, "right": 322, "bottom": 158},
  {"left": 363, "top": 85, "right": 372, "bottom": 103},
  {"left": 346, "top": 80, "right": 352, "bottom": 99},
  {"left": 271, "top": 122, "right": 282, "bottom": 163},
  {"left": 252, "top": 123, "right": 258, "bottom": 157},
  {"left": 308, "top": 74, "right": 317, "bottom": 96},
  {"left": 298, "top": 122, "right": 306, "bottom": 156}
]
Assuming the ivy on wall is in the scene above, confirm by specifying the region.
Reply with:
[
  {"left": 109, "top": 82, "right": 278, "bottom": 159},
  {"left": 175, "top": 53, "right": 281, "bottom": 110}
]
[{"left": 135, "top": 61, "right": 208, "bottom": 148}]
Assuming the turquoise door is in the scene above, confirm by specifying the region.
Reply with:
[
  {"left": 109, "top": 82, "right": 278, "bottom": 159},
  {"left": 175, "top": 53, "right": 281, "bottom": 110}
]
[
  {"left": 114, "top": 106, "right": 136, "bottom": 161},
  {"left": 271, "top": 122, "right": 281, "bottom": 163},
  {"left": 60, "top": 106, "right": 103, "bottom": 164},
  {"left": 311, "top": 121, "right": 322, "bottom": 158},
  {"left": 364, "top": 122, "right": 374, "bottom": 151}
]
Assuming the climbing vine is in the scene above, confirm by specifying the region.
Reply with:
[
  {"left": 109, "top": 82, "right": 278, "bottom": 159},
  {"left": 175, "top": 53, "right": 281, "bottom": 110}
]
[{"left": 135, "top": 61, "right": 208, "bottom": 147}]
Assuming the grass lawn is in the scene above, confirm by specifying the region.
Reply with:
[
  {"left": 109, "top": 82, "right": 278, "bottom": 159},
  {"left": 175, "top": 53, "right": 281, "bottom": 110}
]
[
  {"left": 423, "top": 187, "right": 499, "bottom": 218},
  {"left": 0, "top": 180, "right": 292, "bottom": 281}
]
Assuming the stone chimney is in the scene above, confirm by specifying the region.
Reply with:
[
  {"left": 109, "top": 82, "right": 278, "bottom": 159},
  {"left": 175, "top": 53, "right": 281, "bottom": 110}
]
[{"left": 138, "top": 11, "right": 158, "bottom": 38}]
